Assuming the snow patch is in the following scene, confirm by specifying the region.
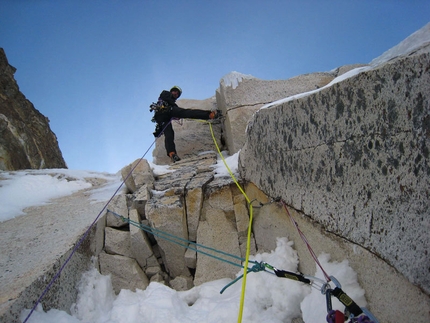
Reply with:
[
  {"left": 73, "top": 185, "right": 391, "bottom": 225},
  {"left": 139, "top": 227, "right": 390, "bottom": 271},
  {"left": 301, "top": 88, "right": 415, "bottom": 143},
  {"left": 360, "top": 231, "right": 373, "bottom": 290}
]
[
  {"left": 212, "top": 151, "right": 240, "bottom": 178},
  {"left": 370, "top": 22, "right": 430, "bottom": 66},
  {"left": 221, "top": 71, "right": 255, "bottom": 89},
  {"left": 0, "top": 169, "right": 121, "bottom": 222}
]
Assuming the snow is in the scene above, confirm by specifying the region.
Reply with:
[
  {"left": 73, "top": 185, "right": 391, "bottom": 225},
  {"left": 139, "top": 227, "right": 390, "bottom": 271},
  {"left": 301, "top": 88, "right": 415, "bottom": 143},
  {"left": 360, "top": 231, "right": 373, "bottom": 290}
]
[
  {"left": 20, "top": 237, "right": 368, "bottom": 323},
  {"left": 301, "top": 253, "right": 366, "bottom": 322},
  {"left": 212, "top": 151, "right": 240, "bottom": 178},
  {"left": 221, "top": 71, "right": 255, "bottom": 89},
  {"left": 370, "top": 22, "right": 430, "bottom": 66},
  {"left": 149, "top": 162, "right": 175, "bottom": 176},
  {"left": 260, "top": 66, "right": 371, "bottom": 110},
  {"left": 0, "top": 169, "right": 122, "bottom": 222}
]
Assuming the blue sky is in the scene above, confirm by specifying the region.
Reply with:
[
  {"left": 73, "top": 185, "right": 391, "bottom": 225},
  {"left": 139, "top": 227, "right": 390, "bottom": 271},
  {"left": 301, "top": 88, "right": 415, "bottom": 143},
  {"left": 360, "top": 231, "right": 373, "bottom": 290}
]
[{"left": 1, "top": 1, "right": 429, "bottom": 173}]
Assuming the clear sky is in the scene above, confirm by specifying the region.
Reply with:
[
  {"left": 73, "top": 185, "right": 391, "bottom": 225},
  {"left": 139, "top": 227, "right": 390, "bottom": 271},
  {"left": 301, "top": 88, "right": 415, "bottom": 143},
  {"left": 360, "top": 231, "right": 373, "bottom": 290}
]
[{"left": 1, "top": 1, "right": 429, "bottom": 173}]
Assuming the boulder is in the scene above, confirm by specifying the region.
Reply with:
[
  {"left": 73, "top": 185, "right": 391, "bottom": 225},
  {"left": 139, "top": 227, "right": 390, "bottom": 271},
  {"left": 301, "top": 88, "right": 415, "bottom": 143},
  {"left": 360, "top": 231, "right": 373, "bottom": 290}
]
[
  {"left": 145, "top": 266, "right": 162, "bottom": 279},
  {"left": 169, "top": 275, "right": 194, "bottom": 291},
  {"left": 98, "top": 252, "right": 149, "bottom": 294},
  {"left": 184, "top": 247, "right": 197, "bottom": 269},
  {"left": 184, "top": 172, "right": 214, "bottom": 241},
  {"left": 129, "top": 209, "right": 160, "bottom": 271},
  {"left": 194, "top": 186, "right": 241, "bottom": 285},
  {"left": 121, "top": 158, "right": 154, "bottom": 193},
  {"left": 106, "top": 194, "right": 128, "bottom": 228},
  {"left": 222, "top": 104, "right": 263, "bottom": 153},
  {"left": 233, "top": 194, "right": 257, "bottom": 258},
  {"left": 252, "top": 202, "right": 290, "bottom": 253},
  {"left": 132, "top": 184, "right": 151, "bottom": 217},
  {"left": 145, "top": 194, "right": 191, "bottom": 278},
  {"left": 216, "top": 71, "right": 335, "bottom": 154},
  {"left": 104, "top": 227, "right": 134, "bottom": 258},
  {"left": 150, "top": 273, "right": 165, "bottom": 284}
]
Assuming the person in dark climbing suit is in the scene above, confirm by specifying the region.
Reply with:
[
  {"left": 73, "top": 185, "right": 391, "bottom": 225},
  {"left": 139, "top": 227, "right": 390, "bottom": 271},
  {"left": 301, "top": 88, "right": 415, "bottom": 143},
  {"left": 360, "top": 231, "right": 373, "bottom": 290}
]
[{"left": 152, "top": 86, "right": 221, "bottom": 162}]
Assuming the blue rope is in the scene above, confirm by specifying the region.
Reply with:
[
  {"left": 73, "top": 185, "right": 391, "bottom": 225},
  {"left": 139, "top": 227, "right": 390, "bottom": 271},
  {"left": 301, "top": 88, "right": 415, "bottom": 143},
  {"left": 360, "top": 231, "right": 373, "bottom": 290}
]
[
  {"left": 109, "top": 210, "right": 270, "bottom": 294},
  {"left": 220, "top": 261, "right": 268, "bottom": 294},
  {"left": 108, "top": 210, "right": 274, "bottom": 294},
  {"left": 108, "top": 209, "right": 248, "bottom": 268}
]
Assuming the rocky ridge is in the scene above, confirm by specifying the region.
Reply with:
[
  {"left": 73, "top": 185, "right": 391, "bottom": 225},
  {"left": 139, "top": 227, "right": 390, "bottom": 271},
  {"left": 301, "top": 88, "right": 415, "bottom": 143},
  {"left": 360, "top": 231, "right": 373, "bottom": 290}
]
[{"left": 0, "top": 48, "right": 66, "bottom": 171}]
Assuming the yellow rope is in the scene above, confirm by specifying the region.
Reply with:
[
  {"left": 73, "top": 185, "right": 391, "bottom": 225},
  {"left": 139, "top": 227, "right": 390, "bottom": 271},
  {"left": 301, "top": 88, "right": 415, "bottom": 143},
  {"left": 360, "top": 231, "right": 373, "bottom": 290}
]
[{"left": 204, "top": 120, "right": 253, "bottom": 323}]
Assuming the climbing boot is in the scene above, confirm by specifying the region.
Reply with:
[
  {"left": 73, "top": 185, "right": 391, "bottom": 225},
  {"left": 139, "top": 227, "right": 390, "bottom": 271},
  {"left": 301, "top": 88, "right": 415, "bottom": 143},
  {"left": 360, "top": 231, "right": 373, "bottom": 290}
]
[
  {"left": 169, "top": 152, "right": 181, "bottom": 163},
  {"left": 209, "top": 109, "right": 222, "bottom": 120}
]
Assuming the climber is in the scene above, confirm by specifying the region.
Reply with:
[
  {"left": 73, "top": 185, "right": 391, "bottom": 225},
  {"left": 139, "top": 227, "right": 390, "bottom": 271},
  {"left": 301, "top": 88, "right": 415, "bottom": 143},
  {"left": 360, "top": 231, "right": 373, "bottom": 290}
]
[{"left": 151, "top": 86, "right": 221, "bottom": 162}]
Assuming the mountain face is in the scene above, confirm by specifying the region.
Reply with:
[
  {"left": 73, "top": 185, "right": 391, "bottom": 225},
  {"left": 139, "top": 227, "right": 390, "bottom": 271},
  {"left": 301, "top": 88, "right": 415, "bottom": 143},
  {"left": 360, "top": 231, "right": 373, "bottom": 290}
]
[
  {"left": 1, "top": 24, "right": 429, "bottom": 323},
  {"left": 0, "top": 48, "right": 66, "bottom": 170},
  {"left": 240, "top": 50, "right": 430, "bottom": 294}
]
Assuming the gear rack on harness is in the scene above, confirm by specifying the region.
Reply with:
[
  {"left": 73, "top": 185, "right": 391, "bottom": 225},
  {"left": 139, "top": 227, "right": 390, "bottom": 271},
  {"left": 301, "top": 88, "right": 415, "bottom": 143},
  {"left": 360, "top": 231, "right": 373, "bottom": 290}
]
[{"left": 150, "top": 99, "right": 170, "bottom": 114}]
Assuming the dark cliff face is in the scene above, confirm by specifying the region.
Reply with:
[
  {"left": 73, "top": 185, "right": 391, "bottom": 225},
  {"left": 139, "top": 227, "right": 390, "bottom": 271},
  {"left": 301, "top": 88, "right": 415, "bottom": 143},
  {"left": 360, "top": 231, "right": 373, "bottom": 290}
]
[{"left": 0, "top": 48, "right": 67, "bottom": 170}]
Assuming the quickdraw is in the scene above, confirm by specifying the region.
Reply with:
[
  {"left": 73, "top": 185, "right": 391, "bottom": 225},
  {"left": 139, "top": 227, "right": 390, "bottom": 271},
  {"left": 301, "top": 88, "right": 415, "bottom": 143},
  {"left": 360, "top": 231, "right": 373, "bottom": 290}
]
[
  {"left": 150, "top": 99, "right": 170, "bottom": 114},
  {"left": 322, "top": 276, "right": 379, "bottom": 323},
  {"left": 262, "top": 263, "right": 379, "bottom": 323},
  {"left": 277, "top": 199, "right": 379, "bottom": 322}
]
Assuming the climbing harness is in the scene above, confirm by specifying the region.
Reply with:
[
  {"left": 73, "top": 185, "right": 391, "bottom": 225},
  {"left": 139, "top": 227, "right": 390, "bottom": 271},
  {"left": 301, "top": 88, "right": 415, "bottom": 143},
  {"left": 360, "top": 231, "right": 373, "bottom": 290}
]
[{"left": 150, "top": 99, "right": 184, "bottom": 137}]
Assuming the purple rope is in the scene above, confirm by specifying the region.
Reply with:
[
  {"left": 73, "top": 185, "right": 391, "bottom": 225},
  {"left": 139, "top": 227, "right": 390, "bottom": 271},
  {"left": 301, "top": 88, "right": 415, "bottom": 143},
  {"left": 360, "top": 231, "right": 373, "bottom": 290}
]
[
  {"left": 326, "top": 310, "right": 374, "bottom": 323},
  {"left": 23, "top": 120, "right": 172, "bottom": 322},
  {"left": 354, "top": 315, "right": 374, "bottom": 323}
]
